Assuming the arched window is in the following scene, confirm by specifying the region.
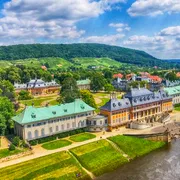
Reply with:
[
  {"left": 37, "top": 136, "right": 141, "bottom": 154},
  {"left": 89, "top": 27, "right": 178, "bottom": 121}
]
[
  {"left": 56, "top": 126, "right": 59, "bottom": 132},
  {"left": 41, "top": 129, "right": 45, "bottom": 136},
  {"left": 34, "top": 130, "right": 39, "bottom": 138},
  {"left": 28, "top": 131, "right": 32, "bottom": 140}
]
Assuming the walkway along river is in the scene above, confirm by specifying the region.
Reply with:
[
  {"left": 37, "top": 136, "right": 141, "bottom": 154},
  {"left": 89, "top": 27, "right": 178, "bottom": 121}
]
[{"left": 96, "top": 139, "right": 180, "bottom": 180}]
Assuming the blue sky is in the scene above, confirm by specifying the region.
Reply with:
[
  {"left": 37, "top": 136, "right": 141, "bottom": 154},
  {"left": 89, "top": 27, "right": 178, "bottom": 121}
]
[{"left": 0, "top": 0, "right": 180, "bottom": 59}]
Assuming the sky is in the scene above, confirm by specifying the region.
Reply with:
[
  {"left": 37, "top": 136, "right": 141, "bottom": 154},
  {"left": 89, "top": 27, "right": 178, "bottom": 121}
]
[{"left": 0, "top": 0, "right": 180, "bottom": 59}]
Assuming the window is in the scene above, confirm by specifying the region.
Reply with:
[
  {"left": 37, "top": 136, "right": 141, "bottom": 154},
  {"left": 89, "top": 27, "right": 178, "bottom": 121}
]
[
  {"left": 100, "top": 121, "right": 102, "bottom": 125},
  {"left": 41, "top": 129, "right": 45, "bottom": 136},
  {"left": 61, "top": 124, "right": 64, "bottom": 130},
  {"left": 72, "top": 122, "right": 76, "bottom": 128},
  {"left": 34, "top": 130, "right": 39, "bottom": 138},
  {"left": 27, "top": 125, "right": 31, "bottom": 128},
  {"left": 67, "top": 123, "right": 70, "bottom": 129},
  {"left": 49, "top": 127, "right": 53, "bottom": 133},
  {"left": 94, "top": 121, "right": 96, "bottom": 125},
  {"left": 56, "top": 126, "right": 59, "bottom": 132},
  {"left": 28, "top": 131, "right": 32, "bottom": 139}
]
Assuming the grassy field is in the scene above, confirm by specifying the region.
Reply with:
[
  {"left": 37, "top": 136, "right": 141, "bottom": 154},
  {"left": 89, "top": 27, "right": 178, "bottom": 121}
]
[
  {"left": 0, "top": 57, "right": 121, "bottom": 70},
  {"left": 0, "top": 148, "right": 24, "bottom": 159},
  {"left": 69, "top": 133, "right": 96, "bottom": 142},
  {"left": 0, "top": 151, "right": 90, "bottom": 180},
  {"left": 72, "top": 57, "right": 122, "bottom": 68},
  {"left": 20, "top": 95, "right": 59, "bottom": 107},
  {"left": 70, "top": 140, "right": 128, "bottom": 176},
  {"left": 42, "top": 139, "right": 72, "bottom": 150},
  {"left": 109, "top": 135, "right": 166, "bottom": 159}
]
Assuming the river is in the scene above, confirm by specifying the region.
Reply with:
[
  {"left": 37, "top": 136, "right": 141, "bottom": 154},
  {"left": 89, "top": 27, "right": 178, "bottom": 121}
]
[{"left": 96, "top": 139, "right": 180, "bottom": 180}]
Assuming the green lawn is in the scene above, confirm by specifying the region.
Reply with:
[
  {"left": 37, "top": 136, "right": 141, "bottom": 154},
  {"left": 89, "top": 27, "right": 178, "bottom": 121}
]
[
  {"left": 0, "top": 148, "right": 24, "bottom": 159},
  {"left": 20, "top": 95, "right": 59, "bottom": 107},
  {"left": 69, "top": 133, "right": 96, "bottom": 142},
  {"left": 0, "top": 151, "right": 90, "bottom": 180},
  {"left": 70, "top": 140, "right": 128, "bottom": 176},
  {"left": 108, "top": 135, "right": 166, "bottom": 159},
  {"left": 42, "top": 139, "right": 72, "bottom": 150}
]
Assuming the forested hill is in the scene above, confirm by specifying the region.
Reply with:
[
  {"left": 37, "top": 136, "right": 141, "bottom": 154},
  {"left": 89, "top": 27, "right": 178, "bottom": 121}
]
[{"left": 0, "top": 43, "right": 172, "bottom": 67}]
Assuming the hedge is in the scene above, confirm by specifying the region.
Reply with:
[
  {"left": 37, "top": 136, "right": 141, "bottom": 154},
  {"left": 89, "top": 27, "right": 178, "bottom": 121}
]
[{"left": 29, "top": 127, "right": 88, "bottom": 146}]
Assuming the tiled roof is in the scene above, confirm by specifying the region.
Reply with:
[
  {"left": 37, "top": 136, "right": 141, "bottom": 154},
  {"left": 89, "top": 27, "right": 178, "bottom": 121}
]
[
  {"left": 12, "top": 99, "right": 94, "bottom": 125},
  {"left": 100, "top": 98, "right": 131, "bottom": 111},
  {"left": 77, "top": 79, "right": 91, "bottom": 85},
  {"left": 100, "top": 88, "right": 172, "bottom": 112},
  {"left": 113, "top": 73, "right": 123, "bottom": 79},
  {"left": 164, "top": 86, "right": 180, "bottom": 95}
]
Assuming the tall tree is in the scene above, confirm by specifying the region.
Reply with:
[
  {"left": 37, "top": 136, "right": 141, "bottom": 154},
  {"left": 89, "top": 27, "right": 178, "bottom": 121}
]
[
  {"left": 90, "top": 73, "right": 106, "bottom": 92},
  {"left": 60, "top": 77, "right": 80, "bottom": 103},
  {"left": 0, "top": 80, "right": 15, "bottom": 100},
  {"left": 0, "top": 97, "right": 15, "bottom": 134},
  {"left": 80, "top": 90, "right": 97, "bottom": 109}
]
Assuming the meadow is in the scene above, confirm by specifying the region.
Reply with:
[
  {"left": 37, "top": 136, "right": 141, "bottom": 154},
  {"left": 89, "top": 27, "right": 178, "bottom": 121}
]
[
  {"left": 108, "top": 135, "right": 166, "bottom": 159},
  {"left": 70, "top": 140, "right": 128, "bottom": 176},
  {"left": 0, "top": 151, "right": 90, "bottom": 180}
]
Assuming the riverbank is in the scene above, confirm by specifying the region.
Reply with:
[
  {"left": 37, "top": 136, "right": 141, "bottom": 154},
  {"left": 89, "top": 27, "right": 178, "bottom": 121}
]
[{"left": 0, "top": 136, "right": 166, "bottom": 180}]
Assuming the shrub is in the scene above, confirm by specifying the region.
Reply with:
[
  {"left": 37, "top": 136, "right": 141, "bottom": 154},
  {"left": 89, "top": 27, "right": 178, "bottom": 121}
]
[
  {"left": 12, "top": 136, "right": 20, "bottom": 147},
  {"left": 29, "top": 140, "right": 38, "bottom": 146},
  {"left": 9, "top": 144, "right": 16, "bottom": 151}
]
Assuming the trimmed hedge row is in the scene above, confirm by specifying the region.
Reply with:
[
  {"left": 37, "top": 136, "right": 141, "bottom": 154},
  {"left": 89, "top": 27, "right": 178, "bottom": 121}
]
[{"left": 29, "top": 128, "right": 88, "bottom": 146}]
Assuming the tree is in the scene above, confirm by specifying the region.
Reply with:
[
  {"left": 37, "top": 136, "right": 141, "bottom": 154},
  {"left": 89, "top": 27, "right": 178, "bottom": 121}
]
[
  {"left": 0, "top": 97, "right": 15, "bottom": 134},
  {"left": 80, "top": 90, "right": 97, "bottom": 109},
  {"left": 104, "top": 83, "right": 114, "bottom": 93},
  {"left": 18, "top": 90, "right": 32, "bottom": 100},
  {"left": 60, "top": 77, "right": 80, "bottom": 103},
  {"left": 12, "top": 136, "right": 21, "bottom": 147},
  {"left": 0, "top": 114, "right": 6, "bottom": 136},
  {"left": 90, "top": 73, "right": 106, "bottom": 92},
  {"left": 0, "top": 80, "right": 15, "bottom": 100}
]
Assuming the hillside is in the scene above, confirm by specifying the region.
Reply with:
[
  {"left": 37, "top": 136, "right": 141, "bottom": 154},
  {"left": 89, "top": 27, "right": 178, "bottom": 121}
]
[
  {"left": 0, "top": 57, "right": 123, "bottom": 70},
  {"left": 0, "top": 43, "right": 176, "bottom": 68}
]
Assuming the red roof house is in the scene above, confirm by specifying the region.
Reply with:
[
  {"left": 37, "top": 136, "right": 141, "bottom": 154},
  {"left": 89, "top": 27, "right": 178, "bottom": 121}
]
[
  {"left": 113, "top": 73, "right": 123, "bottom": 79},
  {"left": 149, "top": 75, "right": 162, "bottom": 83}
]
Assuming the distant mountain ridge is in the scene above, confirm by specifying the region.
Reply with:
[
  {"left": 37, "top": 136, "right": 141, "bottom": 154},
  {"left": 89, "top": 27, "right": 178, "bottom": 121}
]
[{"left": 0, "top": 43, "right": 177, "bottom": 68}]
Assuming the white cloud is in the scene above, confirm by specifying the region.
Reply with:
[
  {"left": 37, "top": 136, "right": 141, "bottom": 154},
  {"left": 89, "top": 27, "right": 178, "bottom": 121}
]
[
  {"left": 128, "top": 0, "right": 180, "bottom": 17},
  {"left": 123, "top": 26, "right": 180, "bottom": 59},
  {"left": 109, "top": 23, "right": 130, "bottom": 32},
  {"left": 81, "top": 34, "right": 125, "bottom": 45},
  {"left": 159, "top": 26, "right": 180, "bottom": 36},
  {"left": 0, "top": 0, "right": 125, "bottom": 45}
]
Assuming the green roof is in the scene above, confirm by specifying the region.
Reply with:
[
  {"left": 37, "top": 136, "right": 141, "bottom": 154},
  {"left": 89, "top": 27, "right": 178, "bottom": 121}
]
[
  {"left": 13, "top": 99, "right": 94, "bottom": 125},
  {"left": 164, "top": 86, "right": 180, "bottom": 95},
  {"left": 77, "top": 79, "right": 91, "bottom": 85}
]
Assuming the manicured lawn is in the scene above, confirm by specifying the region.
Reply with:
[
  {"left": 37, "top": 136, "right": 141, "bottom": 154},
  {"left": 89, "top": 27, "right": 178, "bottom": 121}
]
[
  {"left": 70, "top": 140, "right": 128, "bottom": 176},
  {"left": 42, "top": 139, "right": 72, "bottom": 150},
  {"left": 0, "top": 148, "right": 24, "bottom": 159},
  {"left": 108, "top": 135, "right": 166, "bottom": 159},
  {"left": 69, "top": 133, "right": 96, "bottom": 142},
  {"left": 0, "top": 151, "right": 90, "bottom": 180}
]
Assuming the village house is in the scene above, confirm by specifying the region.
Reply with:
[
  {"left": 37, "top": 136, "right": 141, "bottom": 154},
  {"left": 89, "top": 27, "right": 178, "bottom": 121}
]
[
  {"left": 77, "top": 79, "right": 91, "bottom": 90},
  {"left": 14, "top": 79, "right": 60, "bottom": 96},
  {"left": 100, "top": 87, "right": 173, "bottom": 131}
]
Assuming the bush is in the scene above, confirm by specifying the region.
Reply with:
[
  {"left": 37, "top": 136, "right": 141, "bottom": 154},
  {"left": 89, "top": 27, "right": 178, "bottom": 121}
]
[
  {"left": 9, "top": 144, "right": 16, "bottom": 151},
  {"left": 29, "top": 127, "right": 88, "bottom": 145},
  {"left": 12, "top": 136, "right": 20, "bottom": 147}
]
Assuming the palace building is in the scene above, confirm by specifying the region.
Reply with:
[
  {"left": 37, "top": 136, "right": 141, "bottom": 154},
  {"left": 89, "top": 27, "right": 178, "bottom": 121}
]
[
  {"left": 14, "top": 79, "right": 60, "bottom": 96},
  {"left": 13, "top": 99, "right": 95, "bottom": 140},
  {"left": 100, "top": 87, "right": 173, "bottom": 131}
]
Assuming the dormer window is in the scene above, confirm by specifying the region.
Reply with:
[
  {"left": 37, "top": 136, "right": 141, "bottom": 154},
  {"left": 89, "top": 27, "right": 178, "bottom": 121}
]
[
  {"left": 118, "top": 102, "right": 121, "bottom": 106},
  {"left": 52, "top": 111, "right": 56, "bottom": 115},
  {"left": 64, "top": 109, "right": 67, "bottom": 112},
  {"left": 81, "top": 105, "right": 85, "bottom": 109},
  {"left": 31, "top": 113, "right": 36, "bottom": 118},
  {"left": 113, "top": 103, "right": 116, "bottom": 107}
]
